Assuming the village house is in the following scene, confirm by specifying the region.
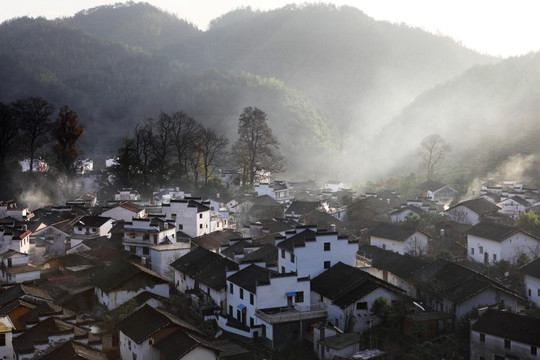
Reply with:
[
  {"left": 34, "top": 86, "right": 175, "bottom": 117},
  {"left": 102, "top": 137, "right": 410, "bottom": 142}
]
[
  {"left": 225, "top": 264, "right": 326, "bottom": 349},
  {"left": 285, "top": 200, "right": 323, "bottom": 220},
  {"left": 446, "top": 198, "right": 501, "bottom": 225},
  {"left": 310, "top": 262, "right": 405, "bottom": 333},
  {"left": 276, "top": 226, "right": 357, "bottom": 278},
  {"left": 470, "top": 309, "right": 540, "bottom": 360},
  {"left": 171, "top": 246, "right": 239, "bottom": 315},
  {"left": 0, "top": 223, "right": 31, "bottom": 254},
  {"left": 101, "top": 201, "right": 146, "bottom": 222},
  {"left": 312, "top": 322, "right": 363, "bottom": 360},
  {"left": 496, "top": 195, "right": 532, "bottom": 218},
  {"left": 36, "top": 341, "right": 107, "bottom": 360},
  {"left": 415, "top": 259, "right": 523, "bottom": 320},
  {"left": 388, "top": 205, "right": 426, "bottom": 223},
  {"left": 161, "top": 198, "right": 211, "bottom": 237},
  {"left": 416, "top": 180, "right": 458, "bottom": 205},
  {"left": 254, "top": 181, "right": 293, "bottom": 205},
  {"left": 519, "top": 257, "right": 540, "bottom": 306},
  {"left": 0, "top": 250, "right": 40, "bottom": 284},
  {"left": 0, "top": 317, "right": 13, "bottom": 360},
  {"left": 356, "top": 244, "right": 426, "bottom": 297},
  {"left": 114, "top": 188, "right": 141, "bottom": 202},
  {"left": 93, "top": 260, "right": 169, "bottom": 310},
  {"left": 72, "top": 215, "right": 114, "bottom": 240},
  {"left": 466, "top": 222, "right": 540, "bottom": 264},
  {"left": 152, "top": 188, "right": 187, "bottom": 205},
  {"left": 30, "top": 221, "right": 71, "bottom": 257},
  {"left": 0, "top": 200, "right": 34, "bottom": 222},
  {"left": 191, "top": 230, "right": 242, "bottom": 254},
  {"left": 368, "top": 223, "right": 430, "bottom": 256}
]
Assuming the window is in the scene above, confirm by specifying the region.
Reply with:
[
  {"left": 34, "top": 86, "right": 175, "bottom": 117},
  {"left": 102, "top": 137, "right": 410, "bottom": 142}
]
[
  {"left": 324, "top": 242, "right": 331, "bottom": 251},
  {"left": 281, "top": 249, "right": 285, "bottom": 258},
  {"left": 295, "top": 291, "right": 304, "bottom": 303},
  {"left": 143, "top": 234, "right": 149, "bottom": 240},
  {"left": 479, "top": 246, "right": 483, "bottom": 254},
  {"left": 250, "top": 293, "right": 254, "bottom": 305},
  {"left": 290, "top": 253, "right": 295, "bottom": 263},
  {"left": 324, "top": 261, "right": 331, "bottom": 269},
  {"left": 229, "top": 283, "right": 234, "bottom": 294},
  {"left": 172, "top": 213, "right": 176, "bottom": 219},
  {"left": 537, "top": 288, "right": 540, "bottom": 297},
  {"left": 504, "top": 339, "right": 511, "bottom": 349},
  {"left": 132, "top": 353, "right": 137, "bottom": 360},
  {"left": 532, "top": 346, "right": 537, "bottom": 355},
  {"left": 199, "top": 213, "right": 203, "bottom": 219},
  {"left": 229, "top": 305, "right": 233, "bottom": 316},
  {"left": 142, "top": 247, "right": 149, "bottom": 255},
  {"left": 0, "top": 334, "right": 5, "bottom": 347},
  {"left": 178, "top": 224, "right": 183, "bottom": 230},
  {"left": 250, "top": 317, "right": 254, "bottom": 327},
  {"left": 92, "top": 228, "right": 97, "bottom": 232},
  {"left": 281, "top": 266, "right": 285, "bottom": 273},
  {"left": 130, "top": 246, "right": 136, "bottom": 254},
  {"left": 471, "top": 247, "right": 474, "bottom": 255},
  {"left": 240, "top": 288, "right": 244, "bottom": 299},
  {"left": 529, "top": 288, "right": 531, "bottom": 297},
  {"left": 199, "top": 224, "right": 203, "bottom": 229},
  {"left": 149, "top": 339, "right": 153, "bottom": 345},
  {"left": 382, "top": 244, "right": 386, "bottom": 250},
  {"left": 479, "top": 333, "right": 485, "bottom": 342},
  {"left": 356, "top": 302, "right": 368, "bottom": 310},
  {"left": 78, "top": 227, "right": 82, "bottom": 231},
  {"left": 128, "top": 340, "right": 131, "bottom": 350}
]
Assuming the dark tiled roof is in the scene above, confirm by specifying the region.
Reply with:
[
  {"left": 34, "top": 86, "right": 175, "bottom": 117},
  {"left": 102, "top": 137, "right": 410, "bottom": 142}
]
[
  {"left": 520, "top": 257, "right": 540, "bottom": 279},
  {"left": 311, "top": 262, "right": 403, "bottom": 309},
  {"left": 300, "top": 209, "right": 347, "bottom": 233},
  {"left": 192, "top": 230, "right": 242, "bottom": 251},
  {"left": 417, "top": 180, "right": 445, "bottom": 192},
  {"left": 471, "top": 309, "right": 540, "bottom": 346},
  {"left": 285, "top": 201, "right": 320, "bottom": 215},
  {"left": 250, "top": 195, "right": 281, "bottom": 207},
  {"left": 170, "top": 247, "right": 238, "bottom": 291},
  {"left": 0, "top": 285, "right": 53, "bottom": 307},
  {"left": 368, "top": 223, "right": 422, "bottom": 242},
  {"left": 93, "top": 260, "right": 166, "bottom": 293},
  {"left": 276, "top": 229, "right": 316, "bottom": 252},
  {"left": 153, "top": 329, "right": 203, "bottom": 360},
  {"left": 466, "top": 222, "right": 526, "bottom": 242},
  {"left": 448, "top": 198, "right": 500, "bottom": 215},
  {"left": 38, "top": 341, "right": 107, "bottom": 360},
  {"left": 118, "top": 305, "right": 173, "bottom": 344},
  {"left": 388, "top": 205, "right": 425, "bottom": 217},
  {"left": 416, "top": 259, "right": 519, "bottom": 304},
  {"left": 77, "top": 215, "right": 112, "bottom": 228},
  {"left": 357, "top": 245, "right": 426, "bottom": 280},
  {"left": 259, "top": 218, "right": 296, "bottom": 233},
  {"left": 504, "top": 196, "right": 532, "bottom": 207},
  {"left": 240, "top": 244, "right": 278, "bottom": 266},
  {"left": 227, "top": 265, "right": 275, "bottom": 293}
]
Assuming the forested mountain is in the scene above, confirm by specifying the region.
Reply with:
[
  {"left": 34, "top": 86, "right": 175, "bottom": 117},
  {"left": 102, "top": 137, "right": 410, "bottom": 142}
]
[{"left": 0, "top": 2, "right": 517, "bottom": 179}]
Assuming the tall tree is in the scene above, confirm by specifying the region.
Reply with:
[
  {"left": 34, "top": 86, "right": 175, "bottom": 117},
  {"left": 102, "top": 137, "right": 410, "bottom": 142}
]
[
  {"left": 111, "top": 137, "right": 142, "bottom": 189},
  {"left": 233, "top": 106, "right": 283, "bottom": 185},
  {"left": 12, "top": 97, "right": 55, "bottom": 173},
  {"left": 52, "top": 106, "right": 84, "bottom": 175},
  {"left": 0, "top": 103, "right": 19, "bottom": 163},
  {"left": 198, "top": 126, "right": 228, "bottom": 184},
  {"left": 169, "top": 111, "right": 199, "bottom": 184},
  {"left": 418, "top": 134, "right": 451, "bottom": 180}
]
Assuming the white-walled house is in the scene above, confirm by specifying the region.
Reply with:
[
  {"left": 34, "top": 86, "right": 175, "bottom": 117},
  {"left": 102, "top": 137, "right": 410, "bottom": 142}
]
[
  {"left": 368, "top": 223, "right": 429, "bottom": 256},
  {"left": 417, "top": 180, "right": 458, "bottom": 205},
  {"left": 0, "top": 224, "right": 31, "bottom": 254},
  {"left": 388, "top": 205, "right": 425, "bottom": 224},
  {"left": 311, "top": 262, "right": 405, "bottom": 333},
  {"left": 171, "top": 246, "right": 239, "bottom": 315},
  {"left": 101, "top": 201, "right": 146, "bottom": 222},
  {"left": 446, "top": 198, "right": 501, "bottom": 225},
  {"left": 470, "top": 309, "right": 540, "bottom": 360},
  {"left": 161, "top": 198, "right": 211, "bottom": 237},
  {"left": 114, "top": 188, "right": 141, "bottom": 202},
  {"left": 276, "top": 226, "right": 357, "bottom": 278},
  {"left": 466, "top": 222, "right": 540, "bottom": 264},
  {"left": 93, "top": 260, "right": 169, "bottom": 310},
  {"left": 312, "top": 323, "right": 362, "bottom": 360},
  {"left": 225, "top": 264, "right": 326, "bottom": 349},
  {"left": 0, "top": 250, "right": 40, "bottom": 283},
  {"left": 255, "top": 181, "right": 292, "bottom": 205},
  {"left": 73, "top": 216, "right": 114, "bottom": 239},
  {"left": 496, "top": 196, "right": 532, "bottom": 218},
  {"left": 30, "top": 225, "right": 70, "bottom": 257},
  {"left": 520, "top": 257, "right": 540, "bottom": 306},
  {"left": 0, "top": 316, "right": 13, "bottom": 360}
]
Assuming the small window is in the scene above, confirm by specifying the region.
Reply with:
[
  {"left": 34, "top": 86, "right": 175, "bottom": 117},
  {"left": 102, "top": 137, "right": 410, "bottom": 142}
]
[
  {"left": 229, "top": 283, "right": 234, "bottom": 294},
  {"left": 324, "top": 261, "right": 331, "bottom": 269},
  {"left": 199, "top": 213, "right": 203, "bottom": 219},
  {"left": 532, "top": 346, "right": 537, "bottom": 355},
  {"left": 228, "top": 305, "right": 233, "bottom": 316},
  {"left": 178, "top": 224, "right": 183, "bottom": 230},
  {"left": 130, "top": 246, "right": 136, "bottom": 254},
  {"left": 250, "top": 293, "right": 254, "bottom": 305},
  {"left": 295, "top": 291, "right": 304, "bottom": 303},
  {"left": 143, "top": 234, "right": 150, "bottom": 240},
  {"left": 504, "top": 339, "right": 511, "bottom": 349},
  {"left": 149, "top": 339, "right": 153, "bottom": 345},
  {"left": 240, "top": 288, "right": 244, "bottom": 299},
  {"left": 290, "top": 253, "right": 295, "bottom": 263},
  {"left": 281, "top": 266, "right": 285, "bottom": 273},
  {"left": 78, "top": 227, "right": 82, "bottom": 231},
  {"left": 471, "top": 247, "right": 474, "bottom": 255},
  {"left": 281, "top": 249, "right": 285, "bottom": 258},
  {"left": 356, "top": 302, "right": 368, "bottom": 310},
  {"left": 128, "top": 340, "right": 131, "bottom": 350},
  {"left": 0, "top": 333, "right": 5, "bottom": 346},
  {"left": 143, "top": 247, "right": 149, "bottom": 255},
  {"left": 537, "top": 288, "right": 540, "bottom": 297},
  {"left": 324, "top": 242, "right": 330, "bottom": 251},
  {"left": 493, "top": 254, "right": 497, "bottom": 261},
  {"left": 199, "top": 224, "right": 203, "bottom": 229},
  {"left": 479, "top": 333, "right": 485, "bottom": 342},
  {"left": 92, "top": 228, "right": 97, "bottom": 232},
  {"left": 479, "top": 246, "right": 483, "bottom": 254}
]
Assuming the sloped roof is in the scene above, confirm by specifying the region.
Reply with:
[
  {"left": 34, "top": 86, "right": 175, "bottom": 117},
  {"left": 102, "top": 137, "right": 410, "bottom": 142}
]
[
  {"left": 447, "top": 198, "right": 500, "bottom": 215},
  {"left": 192, "top": 230, "right": 242, "bottom": 251},
  {"left": 0, "top": 284, "right": 53, "bottom": 308},
  {"left": 471, "top": 309, "right": 540, "bottom": 347},
  {"left": 250, "top": 195, "right": 281, "bottom": 207},
  {"left": 118, "top": 304, "right": 173, "bottom": 344},
  {"left": 357, "top": 244, "right": 426, "bottom": 280},
  {"left": 300, "top": 209, "right": 347, "bottom": 233},
  {"left": 501, "top": 196, "right": 532, "bottom": 207},
  {"left": 77, "top": 215, "right": 112, "bottom": 228},
  {"left": 240, "top": 244, "right": 278, "bottom": 266},
  {"left": 153, "top": 329, "right": 204, "bottom": 360},
  {"left": 227, "top": 264, "right": 289, "bottom": 293},
  {"left": 520, "top": 257, "right": 540, "bottom": 279},
  {"left": 38, "top": 341, "right": 107, "bottom": 360},
  {"left": 276, "top": 229, "right": 316, "bottom": 252},
  {"left": 285, "top": 201, "right": 320, "bottom": 215},
  {"left": 93, "top": 260, "right": 167, "bottom": 293},
  {"left": 368, "top": 223, "right": 424, "bottom": 242},
  {"left": 170, "top": 246, "right": 238, "bottom": 291},
  {"left": 417, "top": 180, "right": 446, "bottom": 192},
  {"left": 311, "top": 262, "right": 404, "bottom": 309},
  {"left": 466, "top": 222, "right": 535, "bottom": 242},
  {"left": 388, "top": 205, "right": 426, "bottom": 217}
]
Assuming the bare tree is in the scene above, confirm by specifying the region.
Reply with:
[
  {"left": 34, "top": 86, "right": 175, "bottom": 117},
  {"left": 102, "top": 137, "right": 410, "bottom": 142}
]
[
  {"left": 12, "top": 97, "right": 55, "bottom": 172},
  {"left": 169, "top": 111, "right": 199, "bottom": 183},
  {"left": 233, "top": 106, "right": 283, "bottom": 185},
  {"left": 198, "top": 127, "right": 228, "bottom": 184},
  {"left": 418, "top": 134, "right": 451, "bottom": 180}
]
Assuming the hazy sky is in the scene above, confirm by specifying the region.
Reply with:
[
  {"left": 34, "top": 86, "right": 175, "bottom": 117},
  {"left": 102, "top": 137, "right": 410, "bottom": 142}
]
[{"left": 3, "top": 0, "right": 540, "bottom": 57}]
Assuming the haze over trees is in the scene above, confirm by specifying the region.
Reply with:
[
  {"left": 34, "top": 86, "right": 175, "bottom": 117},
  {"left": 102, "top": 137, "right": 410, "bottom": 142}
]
[{"left": 418, "top": 134, "right": 451, "bottom": 180}]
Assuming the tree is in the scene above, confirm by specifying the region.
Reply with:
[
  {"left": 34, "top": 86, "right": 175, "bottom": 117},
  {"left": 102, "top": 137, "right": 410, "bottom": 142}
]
[
  {"left": 12, "top": 97, "right": 55, "bottom": 173},
  {"left": 515, "top": 210, "right": 540, "bottom": 236},
  {"left": 52, "top": 106, "right": 84, "bottom": 175},
  {"left": 418, "top": 134, "right": 450, "bottom": 180},
  {"left": 111, "top": 137, "right": 142, "bottom": 189},
  {"left": 169, "top": 111, "right": 199, "bottom": 184},
  {"left": 233, "top": 106, "right": 283, "bottom": 185},
  {"left": 198, "top": 127, "right": 228, "bottom": 184}
]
